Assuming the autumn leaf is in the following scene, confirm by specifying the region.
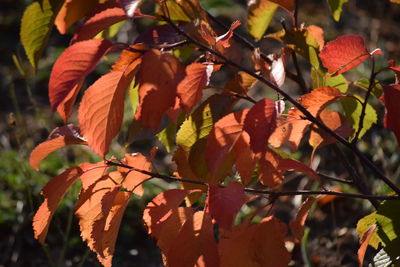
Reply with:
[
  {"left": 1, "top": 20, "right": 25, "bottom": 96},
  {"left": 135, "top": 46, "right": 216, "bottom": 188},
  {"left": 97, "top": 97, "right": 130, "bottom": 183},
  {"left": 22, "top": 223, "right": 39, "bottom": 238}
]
[
  {"left": 75, "top": 172, "right": 123, "bottom": 267},
  {"left": 177, "top": 63, "right": 213, "bottom": 113},
  {"left": 20, "top": 0, "right": 53, "bottom": 70},
  {"left": 78, "top": 56, "right": 142, "bottom": 157},
  {"left": 220, "top": 216, "right": 291, "bottom": 267},
  {"left": 33, "top": 166, "right": 83, "bottom": 243},
  {"left": 278, "top": 158, "right": 318, "bottom": 178},
  {"left": 30, "top": 125, "right": 87, "bottom": 170},
  {"left": 118, "top": 153, "right": 152, "bottom": 196},
  {"left": 216, "top": 20, "right": 241, "bottom": 48},
  {"left": 143, "top": 189, "right": 197, "bottom": 238},
  {"left": 258, "top": 149, "right": 284, "bottom": 187},
  {"left": 289, "top": 197, "right": 316, "bottom": 242},
  {"left": 165, "top": 211, "right": 220, "bottom": 267},
  {"left": 49, "top": 38, "right": 113, "bottom": 121},
  {"left": 382, "top": 84, "right": 400, "bottom": 146},
  {"left": 71, "top": 7, "right": 128, "bottom": 43},
  {"left": 319, "top": 35, "right": 381, "bottom": 76},
  {"left": 206, "top": 182, "right": 245, "bottom": 230},
  {"left": 55, "top": 0, "right": 99, "bottom": 34},
  {"left": 233, "top": 132, "right": 257, "bottom": 184},
  {"left": 309, "top": 110, "right": 354, "bottom": 148},
  {"left": 135, "top": 49, "right": 185, "bottom": 131},
  {"left": 358, "top": 225, "right": 377, "bottom": 267},
  {"left": 91, "top": 184, "right": 131, "bottom": 266},
  {"left": 243, "top": 98, "right": 277, "bottom": 153},
  {"left": 206, "top": 109, "right": 248, "bottom": 177}
]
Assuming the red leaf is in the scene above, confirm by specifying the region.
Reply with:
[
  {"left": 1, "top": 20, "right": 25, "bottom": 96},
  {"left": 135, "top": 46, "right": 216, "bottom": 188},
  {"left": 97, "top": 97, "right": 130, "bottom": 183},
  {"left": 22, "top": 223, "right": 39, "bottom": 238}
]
[
  {"left": 135, "top": 49, "right": 185, "bottom": 131},
  {"left": 258, "top": 149, "right": 284, "bottom": 187},
  {"left": 220, "top": 216, "right": 291, "bottom": 267},
  {"left": 177, "top": 63, "right": 213, "bottom": 113},
  {"left": 358, "top": 225, "right": 377, "bottom": 267},
  {"left": 244, "top": 98, "right": 277, "bottom": 153},
  {"left": 78, "top": 57, "right": 141, "bottom": 157},
  {"left": 33, "top": 166, "right": 83, "bottom": 243},
  {"left": 319, "top": 35, "right": 375, "bottom": 76},
  {"left": 55, "top": 0, "right": 99, "bottom": 34},
  {"left": 206, "top": 182, "right": 245, "bottom": 230},
  {"left": 49, "top": 38, "right": 113, "bottom": 121},
  {"left": 119, "top": 153, "right": 152, "bottom": 196},
  {"left": 206, "top": 109, "right": 248, "bottom": 177},
  {"left": 382, "top": 84, "right": 400, "bottom": 145},
  {"left": 30, "top": 125, "right": 87, "bottom": 170},
  {"left": 71, "top": 7, "right": 127, "bottom": 43},
  {"left": 142, "top": 189, "right": 196, "bottom": 238},
  {"left": 278, "top": 158, "right": 318, "bottom": 178},
  {"left": 289, "top": 197, "right": 316, "bottom": 242},
  {"left": 165, "top": 211, "right": 219, "bottom": 267}
]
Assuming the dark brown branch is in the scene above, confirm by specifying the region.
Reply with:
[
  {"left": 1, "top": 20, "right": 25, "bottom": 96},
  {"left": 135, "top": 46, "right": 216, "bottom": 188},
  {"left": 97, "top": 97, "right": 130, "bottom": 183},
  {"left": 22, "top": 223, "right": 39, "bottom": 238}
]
[
  {"left": 163, "top": 17, "right": 400, "bottom": 196},
  {"left": 106, "top": 160, "right": 399, "bottom": 201},
  {"left": 317, "top": 172, "right": 353, "bottom": 184}
]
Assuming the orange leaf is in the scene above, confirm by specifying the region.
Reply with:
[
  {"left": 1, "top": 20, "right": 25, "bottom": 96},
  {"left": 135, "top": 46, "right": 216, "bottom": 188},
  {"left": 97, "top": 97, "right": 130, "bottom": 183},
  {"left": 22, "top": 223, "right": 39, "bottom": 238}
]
[
  {"left": 206, "top": 109, "right": 248, "bottom": 177},
  {"left": 220, "top": 216, "right": 291, "bottom": 267},
  {"left": 143, "top": 189, "right": 196, "bottom": 238},
  {"left": 243, "top": 98, "right": 277, "bottom": 153},
  {"left": 166, "top": 211, "right": 219, "bottom": 267},
  {"left": 91, "top": 184, "right": 131, "bottom": 266},
  {"left": 135, "top": 49, "right": 185, "bottom": 131},
  {"left": 258, "top": 149, "right": 284, "bottom": 187},
  {"left": 55, "top": 0, "right": 99, "bottom": 34},
  {"left": 78, "top": 57, "right": 142, "bottom": 157},
  {"left": 206, "top": 182, "right": 245, "bottom": 230},
  {"left": 71, "top": 7, "right": 127, "bottom": 43},
  {"left": 119, "top": 153, "right": 152, "bottom": 196},
  {"left": 177, "top": 63, "right": 213, "bottom": 113},
  {"left": 278, "top": 158, "right": 318, "bottom": 178},
  {"left": 49, "top": 38, "right": 113, "bottom": 121},
  {"left": 30, "top": 125, "right": 87, "bottom": 170},
  {"left": 382, "top": 84, "right": 400, "bottom": 146},
  {"left": 358, "top": 225, "right": 377, "bottom": 267},
  {"left": 216, "top": 20, "right": 241, "bottom": 48},
  {"left": 33, "top": 166, "right": 83, "bottom": 243},
  {"left": 233, "top": 132, "right": 257, "bottom": 184},
  {"left": 75, "top": 172, "right": 122, "bottom": 263},
  {"left": 319, "top": 35, "right": 380, "bottom": 76},
  {"left": 286, "top": 86, "right": 345, "bottom": 151},
  {"left": 309, "top": 110, "right": 354, "bottom": 148},
  {"left": 289, "top": 197, "right": 316, "bottom": 242}
]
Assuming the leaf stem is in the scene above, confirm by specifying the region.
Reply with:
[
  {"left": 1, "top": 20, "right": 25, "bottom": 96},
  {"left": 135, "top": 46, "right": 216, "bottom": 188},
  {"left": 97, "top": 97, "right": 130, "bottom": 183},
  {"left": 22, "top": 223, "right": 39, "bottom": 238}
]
[{"left": 105, "top": 160, "right": 399, "bottom": 201}]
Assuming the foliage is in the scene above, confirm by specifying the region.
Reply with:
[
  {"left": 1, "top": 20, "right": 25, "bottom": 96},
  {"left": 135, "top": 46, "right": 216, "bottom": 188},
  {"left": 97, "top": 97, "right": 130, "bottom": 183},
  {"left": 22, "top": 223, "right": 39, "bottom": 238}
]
[{"left": 15, "top": 0, "right": 400, "bottom": 266}]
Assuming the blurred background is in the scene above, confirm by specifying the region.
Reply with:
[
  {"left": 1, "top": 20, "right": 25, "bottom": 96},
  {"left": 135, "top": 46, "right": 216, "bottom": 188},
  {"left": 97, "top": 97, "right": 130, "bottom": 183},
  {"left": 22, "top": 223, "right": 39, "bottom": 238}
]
[{"left": 1, "top": 0, "right": 400, "bottom": 266}]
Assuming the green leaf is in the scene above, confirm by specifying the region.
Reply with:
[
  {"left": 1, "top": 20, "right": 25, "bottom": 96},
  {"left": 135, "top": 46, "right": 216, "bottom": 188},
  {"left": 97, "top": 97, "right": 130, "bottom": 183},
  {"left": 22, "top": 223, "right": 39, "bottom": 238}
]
[
  {"left": 355, "top": 78, "right": 383, "bottom": 98},
  {"left": 176, "top": 94, "right": 234, "bottom": 152},
  {"left": 311, "top": 69, "right": 348, "bottom": 93},
  {"left": 341, "top": 95, "right": 377, "bottom": 139},
  {"left": 327, "top": 0, "right": 349, "bottom": 22},
  {"left": 128, "top": 82, "right": 139, "bottom": 115},
  {"left": 20, "top": 0, "right": 54, "bottom": 70},
  {"left": 309, "top": 47, "right": 320, "bottom": 69},
  {"left": 164, "top": 0, "right": 192, "bottom": 22},
  {"left": 247, "top": 0, "right": 278, "bottom": 40},
  {"left": 156, "top": 122, "right": 176, "bottom": 153},
  {"left": 356, "top": 212, "right": 381, "bottom": 249},
  {"left": 375, "top": 200, "right": 400, "bottom": 262}
]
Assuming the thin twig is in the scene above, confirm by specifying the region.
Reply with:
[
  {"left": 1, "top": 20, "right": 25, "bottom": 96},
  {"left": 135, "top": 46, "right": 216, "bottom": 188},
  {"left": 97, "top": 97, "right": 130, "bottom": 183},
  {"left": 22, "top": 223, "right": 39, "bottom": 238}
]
[
  {"left": 317, "top": 172, "right": 353, "bottom": 184},
  {"left": 352, "top": 57, "right": 376, "bottom": 144},
  {"left": 163, "top": 17, "right": 400, "bottom": 196},
  {"left": 106, "top": 160, "right": 399, "bottom": 201}
]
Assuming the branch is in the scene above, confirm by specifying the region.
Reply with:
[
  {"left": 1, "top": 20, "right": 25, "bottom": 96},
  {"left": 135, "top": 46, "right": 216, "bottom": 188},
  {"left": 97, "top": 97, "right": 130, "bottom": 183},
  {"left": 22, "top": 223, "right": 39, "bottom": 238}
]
[
  {"left": 163, "top": 17, "right": 400, "bottom": 196},
  {"left": 105, "top": 160, "right": 399, "bottom": 201},
  {"left": 352, "top": 57, "right": 376, "bottom": 143}
]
